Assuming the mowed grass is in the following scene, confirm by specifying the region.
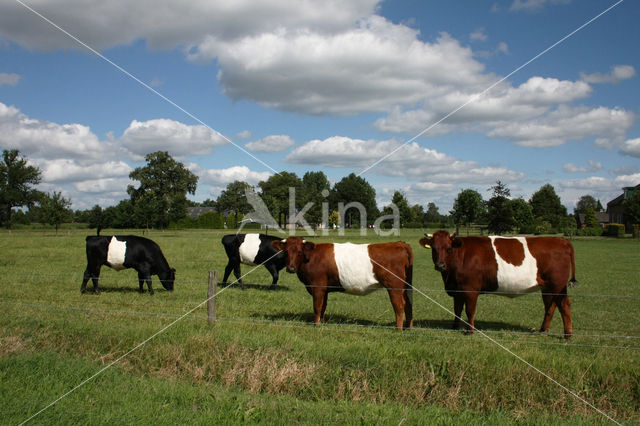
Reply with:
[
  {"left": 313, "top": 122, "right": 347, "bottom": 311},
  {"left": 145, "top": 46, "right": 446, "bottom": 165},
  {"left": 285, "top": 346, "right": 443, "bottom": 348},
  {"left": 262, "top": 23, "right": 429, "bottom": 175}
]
[{"left": 0, "top": 228, "right": 638, "bottom": 424}]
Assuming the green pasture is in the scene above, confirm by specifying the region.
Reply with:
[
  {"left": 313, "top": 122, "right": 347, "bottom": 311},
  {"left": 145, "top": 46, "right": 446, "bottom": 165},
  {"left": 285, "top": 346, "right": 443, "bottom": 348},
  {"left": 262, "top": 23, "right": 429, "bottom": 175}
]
[{"left": 0, "top": 228, "right": 638, "bottom": 424}]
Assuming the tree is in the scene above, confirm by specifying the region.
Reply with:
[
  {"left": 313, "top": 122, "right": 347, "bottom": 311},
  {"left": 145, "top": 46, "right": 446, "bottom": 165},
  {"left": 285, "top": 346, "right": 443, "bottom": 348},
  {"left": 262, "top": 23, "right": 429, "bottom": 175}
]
[
  {"left": 574, "top": 195, "right": 599, "bottom": 216},
  {"left": 424, "top": 202, "right": 442, "bottom": 224},
  {"left": 87, "top": 205, "right": 105, "bottom": 233},
  {"left": 511, "top": 198, "right": 534, "bottom": 233},
  {"left": 259, "top": 172, "right": 303, "bottom": 227},
  {"left": 332, "top": 173, "right": 378, "bottom": 227},
  {"left": 389, "top": 190, "right": 412, "bottom": 227},
  {"left": 127, "top": 151, "right": 198, "bottom": 228},
  {"left": 584, "top": 207, "right": 599, "bottom": 229},
  {"left": 40, "top": 191, "right": 72, "bottom": 233},
  {"left": 624, "top": 190, "right": 640, "bottom": 225},
  {"left": 529, "top": 184, "right": 567, "bottom": 229},
  {"left": 450, "top": 189, "right": 485, "bottom": 234},
  {"left": 486, "top": 181, "right": 514, "bottom": 235},
  {"left": 302, "top": 171, "right": 331, "bottom": 228},
  {"left": 217, "top": 180, "right": 252, "bottom": 228},
  {"left": 0, "top": 149, "right": 43, "bottom": 228}
]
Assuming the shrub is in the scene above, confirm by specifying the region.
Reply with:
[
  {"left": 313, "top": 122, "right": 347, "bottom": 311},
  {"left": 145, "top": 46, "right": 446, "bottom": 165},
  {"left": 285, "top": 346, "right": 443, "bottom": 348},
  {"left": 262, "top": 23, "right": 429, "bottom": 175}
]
[{"left": 606, "top": 223, "right": 625, "bottom": 238}]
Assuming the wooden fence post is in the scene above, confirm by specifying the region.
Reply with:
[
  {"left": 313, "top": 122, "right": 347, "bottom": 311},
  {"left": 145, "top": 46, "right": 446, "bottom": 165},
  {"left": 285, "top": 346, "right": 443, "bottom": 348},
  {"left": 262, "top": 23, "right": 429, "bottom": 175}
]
[{"left": 208, "top": 270, "right": 218, "bottom": 324}]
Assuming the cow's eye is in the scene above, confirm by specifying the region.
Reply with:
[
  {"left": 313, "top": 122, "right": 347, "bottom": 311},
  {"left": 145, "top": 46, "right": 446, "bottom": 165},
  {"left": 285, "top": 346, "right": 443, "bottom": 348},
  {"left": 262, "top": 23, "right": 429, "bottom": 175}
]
[{"left": 446, "top": 247, "right": 453, "bottom": 254}]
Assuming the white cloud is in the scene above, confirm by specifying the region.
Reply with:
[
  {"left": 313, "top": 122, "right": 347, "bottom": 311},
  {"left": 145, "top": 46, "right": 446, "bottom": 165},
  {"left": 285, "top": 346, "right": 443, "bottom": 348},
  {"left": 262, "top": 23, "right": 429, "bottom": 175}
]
[
  {"left": 0, "top": 0, "right": 379, "bottom": 51},
  {"left": 620, "top": 138, "right": 640, "bottom": 158},
  {"left": 470, "top": 28, "right": 488, "bottom": 42},
  {"left": 245, "top": 134, "right": 295, "bottom": 152},
  {"left": 236, "top": 130, "right": 252, "bottom": 139},
  {"left": 562, "top": 160, "right": 602, "bottom": 173},
  {"left": 199, "top": 165, "right": 272, "bottom": 186},
  {"left": 38, "top": 158, "right": 132, "bottom": 184},
  {"left": 0, "top": 72, "right": 20, "bottom": 87},
  {"left": 510, "top": 0, "right": 571, "bottom": 12},
  {"left": 0, "top": 101, "right": 122, "bottom": 162},
  {"left": 487, "top": 105, "right": 634, "bottom": 148},
  {"left": 286, "top": 136, "right": 524, "bottom": 185},
  {"left": 120, "top": 119, "right": 228, "bottom": 159},
  {"left": 580, "top": 65, "right": 636, "bottom": 84},
  {"left": 194, "top": 22, "right": 489, "bottom": 115}
]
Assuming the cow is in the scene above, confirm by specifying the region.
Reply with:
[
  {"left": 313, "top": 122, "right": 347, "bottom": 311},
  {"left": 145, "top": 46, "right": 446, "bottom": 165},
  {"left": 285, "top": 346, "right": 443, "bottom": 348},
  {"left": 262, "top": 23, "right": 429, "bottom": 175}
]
[
  {"left": 221, "top": 233, "right": 287, "bottom": 290},
  {"left": 272, "top": 237, "right": 413, "bottom": 330},
  {"left": 419, "top": 230, "right": 576, "bottom": 338},
  {"left": 81, "top": 235, "right": 176, "bottom": 295}
]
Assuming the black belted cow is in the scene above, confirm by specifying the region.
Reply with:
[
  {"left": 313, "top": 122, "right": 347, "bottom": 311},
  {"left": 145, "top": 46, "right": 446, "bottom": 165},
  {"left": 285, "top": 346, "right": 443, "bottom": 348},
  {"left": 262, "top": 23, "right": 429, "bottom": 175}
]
[
  {"left": 221, "top": 233, "right": 286, "bottom": 290},
  {"left": 81, "top": 235, "right": 175, "bottom": 295}
]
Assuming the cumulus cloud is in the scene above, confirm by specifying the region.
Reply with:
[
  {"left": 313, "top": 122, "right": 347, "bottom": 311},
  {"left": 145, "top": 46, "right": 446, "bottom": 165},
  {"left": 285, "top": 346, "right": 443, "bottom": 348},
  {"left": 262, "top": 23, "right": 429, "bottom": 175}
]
[
  {"left": 0, "top": 72, "right": 20, "bottom": 87},
  {"left": 487, "top": 105, "right": 634, "bottom": 148},
  {"left": 510, "top": 0, "right": 571, "bottom": 12},
  {"left": 193, "top": 22, "right": 489, "bottom": 115},
  {"left": 198, "top": 165, "right": 272, "bottom": 186},
  {"left": 580, "top": 65, "right": 636, "bottom": 84},
  {"left": 620, "top": 138, "right": 640, "bottom": 158},
  {"left": 562, "top": 160, "right": 602, "bottom": 173},
  {"left": 470, "top": 28, "right": 488, "bottom": 42},
  {"left": 0, "top": 101, "right": 123, "bottom": 161},
  {"left": 120, "top": 119, "right": 228, "bottom": 159},
  {"left": 287, "top": 136, "right": 524, "bottom": 184},
  {"left": 245, "top": 134, "right": 295, "bottom": 152},
  {"left": 0, "top": 0, "right": 379, "bottom": 51}
]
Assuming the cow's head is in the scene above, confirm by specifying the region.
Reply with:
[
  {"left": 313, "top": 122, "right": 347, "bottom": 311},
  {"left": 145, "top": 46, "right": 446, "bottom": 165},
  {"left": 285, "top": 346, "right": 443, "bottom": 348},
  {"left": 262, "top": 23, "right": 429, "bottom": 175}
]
[
  {"left": 271, "top": 237, "right": 315, "bottom": 274},
  {"left": 420, "top": 231, "right": 461, "bottom": 273},
  {"left": 159, "top": 268, "right": 176, "bottom": 291}
]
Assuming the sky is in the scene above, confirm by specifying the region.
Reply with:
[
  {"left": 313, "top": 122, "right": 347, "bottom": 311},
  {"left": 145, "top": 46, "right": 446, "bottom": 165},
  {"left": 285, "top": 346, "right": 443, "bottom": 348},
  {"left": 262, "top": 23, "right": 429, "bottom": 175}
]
[{"left": 0, "top": 0, "right": 638, "bottom": 213}]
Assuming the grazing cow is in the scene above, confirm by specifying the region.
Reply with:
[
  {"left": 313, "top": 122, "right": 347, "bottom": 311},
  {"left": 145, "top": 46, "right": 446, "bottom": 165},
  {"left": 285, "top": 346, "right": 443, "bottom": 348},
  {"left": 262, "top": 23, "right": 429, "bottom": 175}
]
[
  {"left": 419, "top": 230, "right": 576, "bottom": 338},
  {"left": 221, "top": 233, "right": 287, "bottom": 290},
  {"left": 272, "top": 237, "right": 413, "bottom": 330},
  {"left": 81, "top": 235, "right": 175, "bottom": 295}
]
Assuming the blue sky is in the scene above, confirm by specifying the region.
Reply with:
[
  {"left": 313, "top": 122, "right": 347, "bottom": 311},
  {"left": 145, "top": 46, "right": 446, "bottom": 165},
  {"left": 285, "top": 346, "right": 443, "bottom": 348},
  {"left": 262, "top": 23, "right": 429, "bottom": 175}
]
[{"left": 0, "top": 0, "right": 638, "bottom": 212}]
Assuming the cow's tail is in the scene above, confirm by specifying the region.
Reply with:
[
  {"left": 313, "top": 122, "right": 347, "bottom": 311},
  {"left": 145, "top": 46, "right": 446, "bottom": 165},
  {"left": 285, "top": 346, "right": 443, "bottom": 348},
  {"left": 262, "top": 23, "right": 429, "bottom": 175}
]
[{"left": 568, "top": 242, "right": 578, "bottom": 288}]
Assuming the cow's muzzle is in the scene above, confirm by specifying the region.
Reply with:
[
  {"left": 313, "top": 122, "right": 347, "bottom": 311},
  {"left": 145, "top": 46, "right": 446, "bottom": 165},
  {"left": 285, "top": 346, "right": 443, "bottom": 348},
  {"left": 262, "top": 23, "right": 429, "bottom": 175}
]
[
  {"left": 435, "top": 263, "right": 447, "bottom": 273},
  {"left": 286, "top": 266, "right": 296, "bottom": 273}
]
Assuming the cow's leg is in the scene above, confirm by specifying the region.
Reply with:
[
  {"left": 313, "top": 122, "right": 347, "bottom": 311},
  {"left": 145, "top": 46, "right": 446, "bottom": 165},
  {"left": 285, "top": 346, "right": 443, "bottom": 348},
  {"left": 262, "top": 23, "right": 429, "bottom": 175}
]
[
  {"left": 555, "top": 292, "right": 572, "bottom": 339},
  {"left": 403, "top": 287, "right": 413, "bottom": 329},
  {"left": 539, "top": 292, "right": 557, "bottom": 334},
  {"left": 222, "top": 260, "right": 235, "bottom": 286},
  {"left": 320, "top": 292, "right": 328, "bottom": 324},
  {"left": 137, "top": 266, "right": 154, "bottom": 295},
  {"left": 387, "top": 287, "right": 406, "bottom": 331},
  {"left": 312, "top": 287, "right": 327, "bottom": 326},
  {"left": 233, "top": 263, "right": 245, "bottom": 290},
  {"left": 266, "top": 264, "right": 279, "bottom": 290},
  {"left": 82, "top": 265, "right": 101, "bottom": 295},
  {"left": 453, "top": 296, "right": 464, "bottom": 330},
  {"left": 464, "top": 292, "right": 479, "bottom": 335}
]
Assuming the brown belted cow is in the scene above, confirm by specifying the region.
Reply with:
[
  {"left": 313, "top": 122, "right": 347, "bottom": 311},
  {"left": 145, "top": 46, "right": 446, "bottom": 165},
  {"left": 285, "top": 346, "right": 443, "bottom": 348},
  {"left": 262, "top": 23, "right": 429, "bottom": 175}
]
[
  {"left": 272, "top": 237, "right": 413, "bottom": 330},
  {"left": 420, "top": 230, "right": 576, "bottom": 338}
]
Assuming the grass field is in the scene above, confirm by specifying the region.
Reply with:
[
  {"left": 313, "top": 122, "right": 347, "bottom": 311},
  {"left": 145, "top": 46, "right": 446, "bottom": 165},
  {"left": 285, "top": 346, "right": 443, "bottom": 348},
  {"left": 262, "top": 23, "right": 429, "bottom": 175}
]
[{"left": 1, "top": 228, "right": 638, "bottom": 424}]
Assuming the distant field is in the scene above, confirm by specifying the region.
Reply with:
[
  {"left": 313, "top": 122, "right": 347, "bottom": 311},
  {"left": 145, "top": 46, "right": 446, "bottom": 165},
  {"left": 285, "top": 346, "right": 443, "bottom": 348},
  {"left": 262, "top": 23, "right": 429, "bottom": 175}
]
[{"left": 1, "top": 228, "right": 638, "bottom": 424}]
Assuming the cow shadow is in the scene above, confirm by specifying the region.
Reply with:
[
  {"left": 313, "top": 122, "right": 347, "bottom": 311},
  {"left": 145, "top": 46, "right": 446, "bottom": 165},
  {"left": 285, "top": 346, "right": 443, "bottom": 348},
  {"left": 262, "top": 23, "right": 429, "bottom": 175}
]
[
  {"left": 255, "top": 312, "right": 534, "bottom": 334},
  {"left": 94, "top": 286, "right": 169, "bottom": 294},
  {"left": 413, "top": 318, "right": 533, "bottom": 334},
  {"left": 219, "top": 282, "right": 291, "bottom": 292},
  {"left": 256, "top": 312, "right": 385, "bottom": 328}
]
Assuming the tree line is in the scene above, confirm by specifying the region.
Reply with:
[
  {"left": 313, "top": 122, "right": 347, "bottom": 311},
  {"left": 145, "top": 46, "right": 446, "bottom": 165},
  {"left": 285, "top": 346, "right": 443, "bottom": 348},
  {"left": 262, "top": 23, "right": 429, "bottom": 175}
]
[{"left": 2, "top": 149, "right": 640, "bottom": 234}]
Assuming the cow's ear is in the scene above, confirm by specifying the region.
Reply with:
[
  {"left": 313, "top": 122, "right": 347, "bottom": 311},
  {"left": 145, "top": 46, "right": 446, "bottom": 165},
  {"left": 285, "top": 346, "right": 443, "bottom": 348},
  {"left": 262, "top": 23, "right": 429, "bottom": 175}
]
[
  {"left": 272, "top": 240, "right": 286, "bottom": 251},
  {"left": 302, "top": 241, "right": 315, "bottom": 261},
  {"left": 419, "top": 237, "right": 432, "bottom": 249}
]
